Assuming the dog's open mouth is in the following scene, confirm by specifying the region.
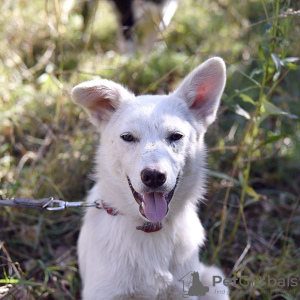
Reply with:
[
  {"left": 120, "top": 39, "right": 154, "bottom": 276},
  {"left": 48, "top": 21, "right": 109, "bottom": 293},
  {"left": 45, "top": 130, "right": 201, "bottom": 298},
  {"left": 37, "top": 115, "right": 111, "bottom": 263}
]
[{"left": 127, "top": 176, "right": 179, "bottom": 223}]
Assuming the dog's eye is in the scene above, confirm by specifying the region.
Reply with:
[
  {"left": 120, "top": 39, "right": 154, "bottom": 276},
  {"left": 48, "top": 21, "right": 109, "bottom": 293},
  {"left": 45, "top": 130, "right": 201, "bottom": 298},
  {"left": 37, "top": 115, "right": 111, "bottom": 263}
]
[
  {"left": 169, "top": 132, "right": 184, "bottom": 142},
  {"left": 120, "top": 133, "right": 135, "bottom": 142}
]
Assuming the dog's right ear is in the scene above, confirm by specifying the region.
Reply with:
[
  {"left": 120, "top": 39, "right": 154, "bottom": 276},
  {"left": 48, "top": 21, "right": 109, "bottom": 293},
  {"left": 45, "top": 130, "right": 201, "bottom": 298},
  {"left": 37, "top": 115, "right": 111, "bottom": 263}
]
[{"left": 71, "top": 79, "right": 134, "bottom": 127}]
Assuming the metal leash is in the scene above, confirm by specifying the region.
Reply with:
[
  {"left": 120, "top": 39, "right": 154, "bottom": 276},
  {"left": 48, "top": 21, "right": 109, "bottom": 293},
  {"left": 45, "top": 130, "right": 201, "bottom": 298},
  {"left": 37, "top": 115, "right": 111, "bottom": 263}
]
[{"left": 0, "top": 197, "right": 100, "bottom": 211}]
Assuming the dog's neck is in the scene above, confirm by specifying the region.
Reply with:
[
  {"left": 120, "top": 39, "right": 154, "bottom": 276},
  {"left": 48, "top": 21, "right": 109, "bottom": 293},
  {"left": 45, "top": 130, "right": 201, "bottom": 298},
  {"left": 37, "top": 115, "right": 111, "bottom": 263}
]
[{"left": 96, "top": 200, "right": 164, "bottom": 233}]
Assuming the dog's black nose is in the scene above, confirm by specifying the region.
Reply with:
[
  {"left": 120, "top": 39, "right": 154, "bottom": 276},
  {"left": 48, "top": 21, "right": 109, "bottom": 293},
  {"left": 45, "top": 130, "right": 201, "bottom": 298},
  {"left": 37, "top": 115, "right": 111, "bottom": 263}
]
[{"left": 141, "top": 169, "right": 166, "bottom": 188}]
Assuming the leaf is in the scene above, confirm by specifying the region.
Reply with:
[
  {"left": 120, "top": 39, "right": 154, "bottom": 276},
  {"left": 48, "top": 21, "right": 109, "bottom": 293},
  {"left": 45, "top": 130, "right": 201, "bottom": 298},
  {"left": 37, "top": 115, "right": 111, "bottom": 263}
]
[
  {"left": 245, "top": 185, "right": 259, "bottom": 199},
  {"left": 258, "top": 44, "right": 265, "bottom": 62},
  {"left": 271, "top": 53, "right": 282, "bottom": 81},
  {"left": 262, "top": 98, "right": 298, "bottom": 119},
  {"left": 245, "top": 198, "right": 260, "bottom": 207},
  {"left": 284, "top": 62, "right": 300, "bottom": 70},
  {"left": 233, "top": 104, "right": 251, "bottom": 119},
  {"left": 250, "top": 68, "right": 263, "bottom": 78},
  {"left": 261, "top": 22, "right": 272, "bottom": 35},
  {"left": 207, "top": 170, "right": 240, "bottom": 185},
  {"left": 0, "top": 279, "right": 43, "bottom": 286},
  {"left": 271, "top": 53, "right": 281, "bottom": 71},
  {"left": 238, "top": 172, "right": 259, "bottom": 200},
  {"left": 280, "top": 57, "right": 299, "bottom": 70},
  {"left": 0, "top": 143, "right": 10, "bottom": 155},
  {"left": 273, "top": 70, "right": 281, "bottom": 81},
  {"left": 282, "top": 57, "right": 299, "bottom": 64},
  {"left": 262, "top": 44, "right": 270, "bottom": 53},
  {"left": 255, "top": 134, "right": 292, "bottom": 150},
  {"left": 240, "top": 94, "right": 256, "bottom": 106}
]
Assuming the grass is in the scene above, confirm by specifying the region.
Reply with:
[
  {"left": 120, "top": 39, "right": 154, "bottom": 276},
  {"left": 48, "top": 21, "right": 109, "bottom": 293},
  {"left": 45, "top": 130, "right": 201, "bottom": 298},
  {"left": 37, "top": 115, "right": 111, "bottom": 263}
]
[{"left": 0, "top": 0, "right": 299, "bottom": 299}]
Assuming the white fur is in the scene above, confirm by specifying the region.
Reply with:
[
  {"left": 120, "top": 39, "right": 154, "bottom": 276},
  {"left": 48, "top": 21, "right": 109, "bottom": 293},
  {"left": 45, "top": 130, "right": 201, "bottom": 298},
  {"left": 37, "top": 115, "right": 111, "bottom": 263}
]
[{"left": 72, "top": 57, "right": 229, "bottom": 299}]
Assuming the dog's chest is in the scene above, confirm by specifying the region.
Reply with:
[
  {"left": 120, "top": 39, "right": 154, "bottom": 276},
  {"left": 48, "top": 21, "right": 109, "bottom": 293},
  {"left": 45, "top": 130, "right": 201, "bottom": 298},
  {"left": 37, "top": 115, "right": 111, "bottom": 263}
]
[
  {"left": 109, "top": 236, "right": 183, "bottom": 299},
  {"left": 80, "top": 211, "right": 192, "bottom": 295}
]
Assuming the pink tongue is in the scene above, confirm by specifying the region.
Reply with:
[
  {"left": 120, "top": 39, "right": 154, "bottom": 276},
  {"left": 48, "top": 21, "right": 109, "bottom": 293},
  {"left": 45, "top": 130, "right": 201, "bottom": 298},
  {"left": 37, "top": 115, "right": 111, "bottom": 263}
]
[{"left": 143, "top": 192, "right": 168, "bottom": 222}]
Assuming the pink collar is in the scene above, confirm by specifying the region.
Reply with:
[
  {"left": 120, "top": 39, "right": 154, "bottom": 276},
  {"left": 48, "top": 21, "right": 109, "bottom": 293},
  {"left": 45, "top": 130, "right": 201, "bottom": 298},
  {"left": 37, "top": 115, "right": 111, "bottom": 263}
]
[{"left": 96, "top": 200, "right": 163, "bottom": 233}]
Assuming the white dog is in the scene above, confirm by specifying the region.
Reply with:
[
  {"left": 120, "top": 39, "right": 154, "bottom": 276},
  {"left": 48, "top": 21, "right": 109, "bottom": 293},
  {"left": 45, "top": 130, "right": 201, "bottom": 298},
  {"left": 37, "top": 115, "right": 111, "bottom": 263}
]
[{"left": 72, "top": 57, "right": 229, "bottom": 299}]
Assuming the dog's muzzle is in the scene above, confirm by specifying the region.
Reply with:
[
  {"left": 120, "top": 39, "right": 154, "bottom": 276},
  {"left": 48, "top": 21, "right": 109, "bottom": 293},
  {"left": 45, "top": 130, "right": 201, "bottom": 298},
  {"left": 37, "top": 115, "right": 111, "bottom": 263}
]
[{"left": 127, "top": 175, "right": 179, "bottom": 224}]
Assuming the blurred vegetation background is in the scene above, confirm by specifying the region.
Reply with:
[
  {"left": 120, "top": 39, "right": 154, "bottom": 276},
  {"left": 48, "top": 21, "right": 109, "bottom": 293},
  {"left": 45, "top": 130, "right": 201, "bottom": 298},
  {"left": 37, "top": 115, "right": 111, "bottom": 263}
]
[{"left": 0, "top": 0, "right": 299, "bottom": 299}]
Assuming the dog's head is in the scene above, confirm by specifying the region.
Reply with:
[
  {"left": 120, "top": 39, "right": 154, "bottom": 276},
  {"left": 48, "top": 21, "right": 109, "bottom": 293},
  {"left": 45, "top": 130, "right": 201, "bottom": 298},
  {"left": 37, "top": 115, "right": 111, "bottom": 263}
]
[{"left": 72, "top": 57, "right": 226, "bottom": 224}]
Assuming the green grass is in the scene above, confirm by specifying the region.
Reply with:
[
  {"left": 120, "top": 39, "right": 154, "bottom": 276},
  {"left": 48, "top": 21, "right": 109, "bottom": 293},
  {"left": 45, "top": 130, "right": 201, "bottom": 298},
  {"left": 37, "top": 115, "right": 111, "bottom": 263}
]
[{"left": 0, "top": 0, "right": 299, "bottom": 299}]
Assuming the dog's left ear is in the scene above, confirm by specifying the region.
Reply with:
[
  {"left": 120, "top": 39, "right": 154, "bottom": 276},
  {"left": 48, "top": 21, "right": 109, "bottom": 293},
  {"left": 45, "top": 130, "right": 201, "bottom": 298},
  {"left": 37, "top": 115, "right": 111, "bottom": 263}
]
[{"left": 173, "top": 57, "right": 226, "bottom": 128}]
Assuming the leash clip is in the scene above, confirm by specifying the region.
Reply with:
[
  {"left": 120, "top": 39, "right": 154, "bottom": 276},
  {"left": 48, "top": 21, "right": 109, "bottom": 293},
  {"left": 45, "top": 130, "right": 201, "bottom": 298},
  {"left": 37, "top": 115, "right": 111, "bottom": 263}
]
[
  {"left": 45, "top": 199, "right": 66, "bottom": 210},
  {"left": 46, "top": 199, "right": 96, "bottom": 210}
]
